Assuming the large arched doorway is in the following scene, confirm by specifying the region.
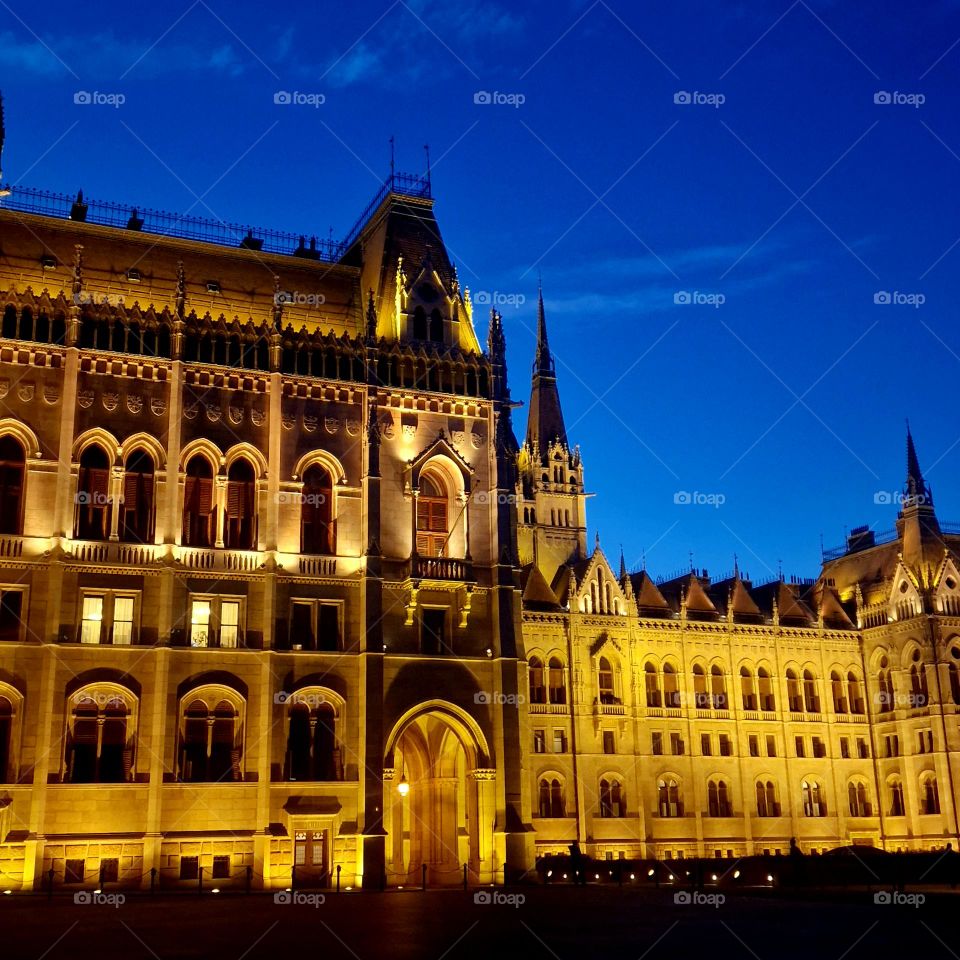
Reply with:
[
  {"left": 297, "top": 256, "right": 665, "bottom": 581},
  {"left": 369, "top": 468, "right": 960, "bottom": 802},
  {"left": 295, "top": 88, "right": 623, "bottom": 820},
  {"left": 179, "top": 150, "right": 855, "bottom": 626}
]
[{"left": 385, "top": 706, "right": 493, "bottom": 886}]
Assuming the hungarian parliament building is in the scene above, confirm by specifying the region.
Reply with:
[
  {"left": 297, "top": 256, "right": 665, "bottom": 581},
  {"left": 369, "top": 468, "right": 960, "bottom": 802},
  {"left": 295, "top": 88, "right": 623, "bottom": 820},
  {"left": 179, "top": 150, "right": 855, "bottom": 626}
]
[{"left": 0, "top": 148, "right": 958, "bottom": 892}]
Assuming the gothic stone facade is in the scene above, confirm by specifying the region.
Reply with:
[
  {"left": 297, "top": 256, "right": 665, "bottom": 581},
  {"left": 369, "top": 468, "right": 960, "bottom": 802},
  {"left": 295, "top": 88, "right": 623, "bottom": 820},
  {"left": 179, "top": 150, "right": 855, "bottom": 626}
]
[{"left": 0, "top": 179, "right": 957, "bottom": 892}]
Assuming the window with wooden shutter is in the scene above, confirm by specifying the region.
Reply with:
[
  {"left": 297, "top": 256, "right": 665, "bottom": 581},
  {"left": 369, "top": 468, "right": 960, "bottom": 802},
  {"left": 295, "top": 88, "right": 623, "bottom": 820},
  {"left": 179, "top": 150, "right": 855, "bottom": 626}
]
[{"left": 416, "top": 472, "right": 448, "bottom": 557}]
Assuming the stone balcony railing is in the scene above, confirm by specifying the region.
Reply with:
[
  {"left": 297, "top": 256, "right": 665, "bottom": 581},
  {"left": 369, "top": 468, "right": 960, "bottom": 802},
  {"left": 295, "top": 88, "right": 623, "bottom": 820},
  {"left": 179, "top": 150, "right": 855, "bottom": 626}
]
[{"left": 408, "top": 554, "right": 473, "bottom": 582}]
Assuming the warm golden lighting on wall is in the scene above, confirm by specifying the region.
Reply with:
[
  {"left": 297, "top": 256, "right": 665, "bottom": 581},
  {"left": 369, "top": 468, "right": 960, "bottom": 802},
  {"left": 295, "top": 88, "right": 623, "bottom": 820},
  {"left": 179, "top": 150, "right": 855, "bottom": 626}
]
[{"left": 397, "top": 773, "right": 410, "bottom": 797}]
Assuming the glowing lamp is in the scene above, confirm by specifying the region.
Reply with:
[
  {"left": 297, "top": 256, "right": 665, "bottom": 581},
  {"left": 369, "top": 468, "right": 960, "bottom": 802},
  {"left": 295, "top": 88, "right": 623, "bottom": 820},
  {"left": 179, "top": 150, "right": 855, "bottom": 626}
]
[{"left": 397, "top": 774, "right": 410, "bottom": 797}]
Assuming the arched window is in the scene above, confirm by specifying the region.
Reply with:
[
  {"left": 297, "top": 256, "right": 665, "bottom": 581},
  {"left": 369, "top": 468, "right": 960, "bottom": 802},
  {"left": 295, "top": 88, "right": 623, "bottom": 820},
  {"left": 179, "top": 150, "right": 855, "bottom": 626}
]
[
  {"left": 0, "top": 695, "right": 14, "bottom": 783},
  {"left": 416, "top": 471, "right": 449, "bottom": 557},
  {"left": 758, "top": 667, "right": 775, "bottom": 711},
  {"left": 428, "top": 309, "right": 443, "bottom": 343},
  {"left": 663, "top": 663, "right": 681, "bottom": 708},
  {"left": 693, "top": 664, "right": 708, "bottom": 708},
  {"left": 921, "top": 776, "right": 940, "bottom": 815},
  {"left": 0, "top": 436, "right": 25, "bottom": 535},
  {"left": 829, "top": 671, "right": 846, "bottom": 713},
  {"left": 909, "top": 651, "right": 928, "bottom": 707},
  {"left": 412, "top": 306, "right": 427, "bottom": 340},
  {"left": 890, "top": 780, "right": 905, "bottom": 817},
  {"left": 597, "top": 657, "right": 616, "bottom": 704},
  {"left": 847, "top": 672, "right": 864, "bottom": 714},
  {"left": 300, "top": 464, "right": 335, "bottom": 555},
  {"left": 801, "top": 780, "right": 825, "bottom": 817},
  {"left": 183, "top": 455, "right": 215, "bottom": 547},
  {"left": 529, "top": 657, "right": 545, "bottom": 704},
  {"left": 848, "top": 782, "right": 871, "bottom": 817},
  {"left": 179, "top": 697, "right": 242, "bottom": 783},
  {"left": 286, "top": 698, "right": 340, "bottom": 782},
  {"left": 949, "top": 658, "right": 960, "bottom": 706},
  {"left": 658, "top": 778, "right": 682, "bottom": 817},
  {"left": 65, "top": 690, "right": 134, "bottom": 783},
  {"left": 877, "top": 656, "right": 894, "bottom": 713},
  {"left": 740, "top": 666, "right": 757, "bottom": 710},
  {"left": 548, "top": 657, "right": 566, "bottom": 705},
  {"left": 802, "top": 670, "right": 819, "bottom": 712},
  {"left": 599, "top": 778, "right": 624, "bottom": 817},
  {"left": 225, "top": 458, "right": 256, "bottom": 550},
  {"left": 645, "top": 662, "right": 661, "bottom": 708},
  {"left": 120, "top": 450, "right": 155, "bottom": 544},
  {"left": 75, "top": 444, "right": 111, "bottom": 540},
  {"left": 756, "top": 780, "right": 778, "bottom": 817},
  {"left": 710, "top": 665, "right": 727, "bottom": 710},
  {"left": 786, "top": 670, "right": 802, "bottom": 713},
  {"left": 538, "top": 777, "right": 564, "bottom": 817},
  {"left": 708, "top": 779, "right": 731, "bottom": 817}
]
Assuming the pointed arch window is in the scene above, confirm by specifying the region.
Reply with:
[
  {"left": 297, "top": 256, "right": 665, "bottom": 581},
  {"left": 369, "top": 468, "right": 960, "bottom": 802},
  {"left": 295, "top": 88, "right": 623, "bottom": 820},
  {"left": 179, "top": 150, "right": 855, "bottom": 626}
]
[
  {"left": 877, "top": 656, "right": 894, "bottom": 713},
  {"left": 890, "top": 780, "right": 905, "bottom": 817},
  {"left": 663, "top": 663, "right": 681, "bottom": 708},
  {"left": 831, "top": 671, "right": 847, "bottom": 713},
  {"left": 301, "top": 464, "right": 335, "bottom": 555},
  {"left": 693, "top": 664, "right": 708, "bottom": 708},
  {"left": 740, "top": 667, "right": 757, "bottom": 710},
  {"left": 75, "top": 444, "right": 111, "bottom": 540},
  {"left": 786, "top": 670, "right": 802, "bottom": 713},
  {"left": 645, "top": 662, "right": 662, "bottom": 708},
  {"left": 548, "top": 657, "right": 566, "bottom": 704},
  {"left": 658, "top": 778, "right": 682, "bottom": 817},
  {"left": 801, "top": 780, "right": 825, "bottom": 817},
  {"left": 225, "top": 458, "right": 256, "bottom": 550},
  {"left": 597, "top": 657, "right": 616, "bottom": 704},
  {"left": 179, "top": 698, "right": 242, "bottom": 783},
  {"left": 428, "top": 309, "right": 444, "bottom": 343},
  {"left": 286, "top": 699, "right": 341, "bottom": 782},
  {"left": 848, "top": 782, "right": 871, "bottom": 817},
  {"left": 948, "top": 654, "right": 960, "bottom": 706},
  {"left": 921, "top": 776, "right": 940, "bottom": 815},
  {"left": 538, "top": 777, "right": 564, "bottom": 817},
  {"left": 710, "top": 665, "right": 727, "bottom": 710},
  {"left": 599, "top": 778, "right": 624, "bottom": 817},
  {"left": 802, "top": 670, "right": 819, "bottom": 712},
  {"left": 756, "top": 780, "right": 779, "bottom": 817},
  {"left": 183, "top": 455, "right": 215, "bottom": 547},
  {"left": 909, "top": 651, "right": 928, "bottom": 707},
  {"left": 0, "top": 436, "right": 25, "bottom": 535},
  {"left": 120, "top": 450, "right": 155, "bottom": 544},
  {"left": 758, "top": 667, "right": 775, "bottom": 711},
  {"left": 529, "top": 658, "right": 545, "bottom": 704},
  {"left": 0, "top": 695, "right": 14, "bottom": 783},
  {"left": 708, "top": 779, "right": 731, "bottom": 817},
  {"left": 847, "top": 672, "right": 865, "bottom": 714},
  {"left": 416, "top": 472, "right": 449, "bottom": 557},
  {"left": 65, "top": 692, "right": 133, "bottom": 783},
  {"left": 412, "top": 306, "right": 427, "bottom": 340}
]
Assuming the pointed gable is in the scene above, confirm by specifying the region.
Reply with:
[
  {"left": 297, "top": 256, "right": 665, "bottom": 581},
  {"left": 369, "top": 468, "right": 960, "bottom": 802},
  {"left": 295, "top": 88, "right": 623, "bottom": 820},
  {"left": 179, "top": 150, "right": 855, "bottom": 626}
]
[
  {"left": 809, "top": 582, "right": 855, "bottom": 630},
  {"left": 629, "top": 571, "right": 672, "bottom": 617},
  {"left": 729, "top": 579, "right": 762, "bottom": 621},
  {"left": 683, "top": 573, "right": 719, "bottom": 619},
  {"left": 521, "top": 563, "right": 560, "bottom": 611}
]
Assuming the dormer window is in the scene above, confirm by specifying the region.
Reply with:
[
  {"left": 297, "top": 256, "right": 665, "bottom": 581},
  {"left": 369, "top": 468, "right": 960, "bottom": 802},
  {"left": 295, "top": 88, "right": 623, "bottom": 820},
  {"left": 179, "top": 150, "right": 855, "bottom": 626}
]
[
  {"left": 206, "top": 281, "right": 221, "bottom": 294},
  {"left": 40, "top": 254, "right": 57, "bottom": 270},
  {"left": 126, "top": 268, "right": 142, "bottom": 282}
]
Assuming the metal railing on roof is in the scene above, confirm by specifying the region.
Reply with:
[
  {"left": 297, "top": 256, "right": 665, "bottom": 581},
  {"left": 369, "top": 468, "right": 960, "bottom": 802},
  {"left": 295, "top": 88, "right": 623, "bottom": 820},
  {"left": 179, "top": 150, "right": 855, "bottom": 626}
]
[
  {"left": 821, "top": 527, "right": 898, "bottom": 563},
  {"left": 1, "top": 186, "right": 348, "bottom": 260},
  {"left": 340, "top": 171, "right": 432, "bottom": 252}
]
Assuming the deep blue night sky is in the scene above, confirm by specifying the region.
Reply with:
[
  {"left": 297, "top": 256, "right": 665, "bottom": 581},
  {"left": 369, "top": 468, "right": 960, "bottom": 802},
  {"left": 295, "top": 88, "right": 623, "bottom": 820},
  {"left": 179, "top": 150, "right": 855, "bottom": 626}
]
[{"left": 2, "top": 0, "right": 959, "bottom": 581}]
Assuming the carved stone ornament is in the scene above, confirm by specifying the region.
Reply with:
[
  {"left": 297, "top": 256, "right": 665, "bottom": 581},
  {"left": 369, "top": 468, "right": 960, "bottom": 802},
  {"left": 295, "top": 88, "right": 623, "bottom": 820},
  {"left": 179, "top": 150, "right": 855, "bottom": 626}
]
[
  {"left": 250, "top": 407, "right": 265, "bottom": 426},
  {"left": 228, "top": 405, "right": 244, "bottom": 425},
  {"left": 205, "top": 403, "right": 222, "bottom": 423},
  {"left": 324, "top": 416, "right": 340, "bottom": 435},
  {"left": 303, "top": 415, "right": 318, "bottom": 433},
  {"left": 380, "top": 413, "right": 395, "bottom": 439},
  {"left": 77, "top": 389, "right": 94, "bottom": 409},
  {"left": 150, "top": 397, "right": 166, "bottom": 416},
  {"left": 183, "top": 402, "right": 199, "bottom": 420},
  {"left": 282, "top": 413, "right": 296, "bottom": 430},
  {"left": 43, "top": 384, "right": 60, "bottom": 405},
  {"left": 102, "top": 391, "right": 119, "bottom": 412},
  {"left": 402, "top": 423, "right": 416, "bottom": 440},
  {"left": 345, "top": 418, "right": 360, "bottom": 437},
  {"left": 470, "top": 428, "right": 484, "bottom": 449},
  {"left": 126, "top": 394, "right": 143, "bottom": 415}
]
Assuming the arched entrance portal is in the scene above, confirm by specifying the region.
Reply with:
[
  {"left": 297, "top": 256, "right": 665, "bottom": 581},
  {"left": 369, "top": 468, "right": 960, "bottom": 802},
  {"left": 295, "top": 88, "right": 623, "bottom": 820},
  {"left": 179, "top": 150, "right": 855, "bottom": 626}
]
[{"left": 385, "top": 704, "right": 495, "bottom": 886}]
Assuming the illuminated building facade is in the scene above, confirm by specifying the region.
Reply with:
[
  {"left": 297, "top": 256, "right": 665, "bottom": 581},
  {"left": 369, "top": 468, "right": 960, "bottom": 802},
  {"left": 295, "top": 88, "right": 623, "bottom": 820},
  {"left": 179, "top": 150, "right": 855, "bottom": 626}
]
[{"left": 0, "top": 160, "right": 958, "bottom": 892}]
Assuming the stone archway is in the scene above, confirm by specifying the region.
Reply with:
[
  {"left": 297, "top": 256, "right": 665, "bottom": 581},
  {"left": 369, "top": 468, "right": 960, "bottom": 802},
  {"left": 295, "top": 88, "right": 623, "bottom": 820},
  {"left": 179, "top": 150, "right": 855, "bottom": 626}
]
[{"left": 384, "top": 706, "right": 494, "bottom": 886}]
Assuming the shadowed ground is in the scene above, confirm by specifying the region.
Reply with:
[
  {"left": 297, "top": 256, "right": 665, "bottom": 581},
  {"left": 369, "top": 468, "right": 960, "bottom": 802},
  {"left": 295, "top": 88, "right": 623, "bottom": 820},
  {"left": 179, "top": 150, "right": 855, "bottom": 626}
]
[{"left": 1, "top": 885, "right": 957, "bottom": 959}]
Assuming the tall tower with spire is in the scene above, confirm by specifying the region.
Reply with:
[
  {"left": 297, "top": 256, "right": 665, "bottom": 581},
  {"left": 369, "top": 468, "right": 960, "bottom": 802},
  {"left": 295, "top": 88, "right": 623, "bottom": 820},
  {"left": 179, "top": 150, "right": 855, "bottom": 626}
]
[
  {"left": 897, "top": 424, "right": 944, "bottom": 588},
  {"left": 516, "top": 286, "right": 588, "bottom": 587}
]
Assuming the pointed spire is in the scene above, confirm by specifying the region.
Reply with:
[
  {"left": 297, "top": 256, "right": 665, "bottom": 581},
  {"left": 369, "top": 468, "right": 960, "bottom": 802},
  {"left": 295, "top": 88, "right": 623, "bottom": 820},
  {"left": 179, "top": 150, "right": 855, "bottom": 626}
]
[
  {"left": 905, "top": 421, "right": 931, "bottom": 506},
  {"left": 525, "top": 284, "right": 567, "bottom": 454},
  {"left": 0, "top": 91, "right": 6, "bottom": 182},
  {"left": 619, "top": 544, "right": 627, "bottom": 580}
]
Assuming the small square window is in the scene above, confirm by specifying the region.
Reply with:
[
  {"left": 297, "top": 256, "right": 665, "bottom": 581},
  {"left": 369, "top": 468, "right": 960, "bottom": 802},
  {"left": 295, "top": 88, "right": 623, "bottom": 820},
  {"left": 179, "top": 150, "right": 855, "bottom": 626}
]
[
  {"left": 180, "top": 856, "right": 199, "bottom": 881},
  {"left": 99, "top": 858, "right": 119, "bottom": 883},
  {"left": 64, "top": 859, "right": 85, "bottom": 883},
  {"left": 212, "top": 855, "right": 230, "bottom": 879}
]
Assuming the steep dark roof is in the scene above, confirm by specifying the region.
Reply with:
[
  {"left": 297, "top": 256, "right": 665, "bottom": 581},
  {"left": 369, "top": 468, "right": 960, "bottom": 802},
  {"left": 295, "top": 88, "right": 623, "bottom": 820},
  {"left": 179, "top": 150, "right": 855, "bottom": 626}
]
[{"left": 525, "top": 289, "right": 567, "bottom": 455}]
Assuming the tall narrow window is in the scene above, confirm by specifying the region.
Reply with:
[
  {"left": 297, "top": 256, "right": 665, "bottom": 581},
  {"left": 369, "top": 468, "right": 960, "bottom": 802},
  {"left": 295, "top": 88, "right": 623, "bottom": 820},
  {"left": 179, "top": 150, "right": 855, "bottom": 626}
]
[
  {"left": 645, "top": 662, "right": 662, "bottom": 707},
  {"left": 710, "top": 665, "right": 727, "bottom": 709},
  {"left": 786, "top": 670, "right": 802, "bottom": 713},
  {"left": 75, "top": 445, "right": 111, "bottom": 540},
  {"left": 847, "top": 672, "right": 864, "bottom": 714},
  {"left": 80, "top": 595, "right": 104, "bottom": 644},
  {"left": 0, "top": 696, "right": 13, "bottom": 783},
  {"left": 0, "top": 436, "right": 25, "bottom": 535},
  {"left": 416, "top": 472, "right": 448, "bottom": 557},
  {"left": 548, "top": 657, "right": 566, "bottom": 704},
  {"left": 740, "top": 667, "right": 756, "bottom": 710},
  {"left": 890, "top": 781, "right": 905, "bottom": 816},
  {"left": 120, "top": 450, "right": 155, "bottom": 543},
  {"left": 831, "top": 671, "right": 846, "bottom": 713},
  {"left": 219, "top": 601, "right": 240, "bottom": 648},
  {"left": 693, "top": 665, "right": 708, "bottom": 708},
  {"left": 190, "top": 599, "right": 211, "bottom": 647},
  {"left": 421, "top": 608, "right": 446, "bottom": 655},
  {"left": 0, "top": 589, "right": 24, "bottom": 642},
  {"left": 300, "top": 465, "right": 335, "bottom": 554},
  {"left": 180, "top": 698, "right": 240, "bottom": 783},
  {"left": 803, "top": 670, "right": 820, "bottom": 712},
  {"left": 663, "top": 663, "right": 681, "bottom": 708},
  {"left": 758, "top": 668, "right": 775, "bottom": 711},
  {"left": 412, "top": 306, "right": 427, "bottom": 340},
  {"left": 429, "top": 309, "right": 444, "bottom": 343},
  {"left": 66, "top": 694, "right": 130, "bottom": 783},
  {"left": 112, "top": 596, "right": 135, "bottom": 645},
  {"left": 183, "top": 456, "right": 214, "bottom": 547},
  {"left": 529, "top": 658, "right": 545, "bottom": 704},
  {"left": 922, "top": 777, "right": 940, "bottom": 815},
  {"left": 225, "top": 459, "right": 256, "bottom": 550},
  {"left": 598, "top": 657, "right": 615, "bottom": 704}
]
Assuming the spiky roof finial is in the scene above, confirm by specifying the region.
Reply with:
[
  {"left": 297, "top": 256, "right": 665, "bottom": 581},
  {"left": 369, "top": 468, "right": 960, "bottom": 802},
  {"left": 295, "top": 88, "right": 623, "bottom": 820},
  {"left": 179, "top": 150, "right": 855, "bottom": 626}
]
[
  {"left": 525, "top": 282, "right": 568, "bottom": 455},
  {"left": 905, "top": 421, "right": 931, "bottom": 506}
]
